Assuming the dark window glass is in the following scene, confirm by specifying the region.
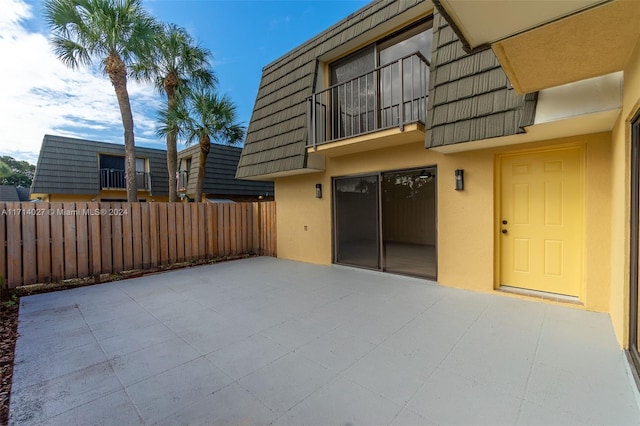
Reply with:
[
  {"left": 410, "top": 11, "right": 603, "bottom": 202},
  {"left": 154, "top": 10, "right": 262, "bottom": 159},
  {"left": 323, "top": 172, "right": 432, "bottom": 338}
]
[
  {"left": 329, "top": 45, "right": 375, "bottom": 85},
  {"left": 99, "top": 154, "right": 125, "bottom": 170}
]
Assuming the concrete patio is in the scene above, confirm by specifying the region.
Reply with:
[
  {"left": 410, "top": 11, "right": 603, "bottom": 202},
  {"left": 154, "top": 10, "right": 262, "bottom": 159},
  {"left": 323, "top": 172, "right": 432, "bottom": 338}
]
[{"left": 9, "top": 257, "right": 640, "bottom": 425}]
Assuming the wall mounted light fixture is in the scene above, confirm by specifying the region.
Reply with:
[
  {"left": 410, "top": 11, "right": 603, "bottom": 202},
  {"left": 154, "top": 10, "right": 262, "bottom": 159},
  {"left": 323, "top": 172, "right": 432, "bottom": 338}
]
[
  {"left": 455, "top": 169, "right": 464, "bottom": 191},
  {"left": 316, "top": 183, "right": 322, "bottom": 199}
]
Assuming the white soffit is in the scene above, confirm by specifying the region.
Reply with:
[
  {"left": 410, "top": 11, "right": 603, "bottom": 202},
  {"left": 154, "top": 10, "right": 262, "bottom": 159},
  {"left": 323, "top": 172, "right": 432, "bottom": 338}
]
[
  {"left": 438, "top": 0, "right": 609, "bottom": 49},
  {"left": 534, "top": 72, "right": 622, "bottom": 125}
]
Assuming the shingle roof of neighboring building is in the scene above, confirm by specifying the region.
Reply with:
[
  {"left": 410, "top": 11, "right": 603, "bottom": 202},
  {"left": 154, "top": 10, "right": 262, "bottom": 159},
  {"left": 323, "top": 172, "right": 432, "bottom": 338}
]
[
  {"left": 178, "top": 144, "right": 273, "bottom": 197},
  {"left": 0, "top": 185, "right": 30, "bottom": 202},
  {"left": 425, "top": 12, "right": 537, "bottom": 147},
  {"left": 237, "top": 0, "right": 426, "bottom": 179},
  {"left": 31, "top": 134, "right": 170, "bottom": 196}
]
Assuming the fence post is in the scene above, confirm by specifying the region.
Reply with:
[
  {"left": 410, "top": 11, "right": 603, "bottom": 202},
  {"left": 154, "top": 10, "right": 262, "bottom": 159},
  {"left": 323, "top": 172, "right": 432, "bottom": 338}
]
[
  {"left": 88, "top": 201, "right": 102, "bottom": 277},
  {"left": 22, "top": 203, "right": 37, "bottom": 285},
  {"left": 7, "top": 203, "right": 21, "bottom": 288}
]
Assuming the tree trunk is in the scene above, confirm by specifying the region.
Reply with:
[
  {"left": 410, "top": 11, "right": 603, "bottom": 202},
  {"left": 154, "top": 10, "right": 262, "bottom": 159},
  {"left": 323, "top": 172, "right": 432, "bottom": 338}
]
[
  {"left": 195, "top": 135, "right": 210, "bottom": 202},
  {"left": 167, "top": 132, "right": 178, "bottom": 202},
  {"left": 107, "top": 53, "right": 138, "bottom": 202},
  {"left": 165, "top": 81, "right": 178, "bottom": 202}
]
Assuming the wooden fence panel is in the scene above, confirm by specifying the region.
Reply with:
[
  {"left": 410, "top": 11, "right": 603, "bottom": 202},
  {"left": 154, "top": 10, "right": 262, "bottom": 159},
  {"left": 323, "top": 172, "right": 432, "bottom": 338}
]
[
  {"left": 21, "top": 210, "right": 36, "bottom": 285},
  {"left": 62, "top": 203, "right": 77, "bottom": 279},
  {"left": 185, "top": 203, "right": 193, "bottom": 260},
  {"left": 167, "top": 203, "right": 177, "bottom": 264},
  {"left": 100, "top": 202, "right": 113, "bottom": 274},
  {"left": 6, "top": 204, "right": 22, "bottom": 287},
  {"left": 121, "top": 203, "right": 133, "bottom": 271},
  {"left": 252, "top": 203, "right": 260, "bottom": 254},
  {"left": 76, "top": 209, "right": 89, "bottom": 279},
  {"left": 175, "top": 203, "right": 185, "bottom": 263},
  {"left": 131, "top": 203, "right": 142, "bottom": 270},
  {"left": 225, "top": 204, "right": 233, "bottom": 255},
  {"left": 148, "top": 202, "right": 159, "bottom": 268},
  {"left": 235, "top": 205, "right": 242, "bottom": 255},
  {"left": 188, "top": 203, "right": 204, "bottom": 260},
  {"left": 111, "top": 203, "right": 123, "bottom": 274},
  {"left": 244, "top": 204, "right": 251, "bottom": 254},
  {"left": 1, "top": 201, "right": 277, "bottom": 288},
  {"left": 217, "top": 204, "right": 225, "bottom": 255},
  {"left": 36, "top": 204, "right": 51, "bottom": 283},
  {"left": 197, "top": 203, "right": 205, "bottom": 258},
  {"left": 207, "top": 204, "right": 217, "bottom": 257},
  {"left": 140, "top": 203, "right": 151, "bottom": 269},
  {"left": 158, "top": 204, "right": 169, "bottom": 265},
  {"left": 88, "top": 202, "right": 102, "bottom": 276},
  {"left": 50, "top": 203, "right": 64, "bottom": 281}
]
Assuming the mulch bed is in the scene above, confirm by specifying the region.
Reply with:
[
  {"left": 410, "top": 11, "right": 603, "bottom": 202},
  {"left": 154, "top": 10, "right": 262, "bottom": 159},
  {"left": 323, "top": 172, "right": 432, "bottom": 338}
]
[{"left": 0, "top": 301, "right": 19, "bottom": 426}]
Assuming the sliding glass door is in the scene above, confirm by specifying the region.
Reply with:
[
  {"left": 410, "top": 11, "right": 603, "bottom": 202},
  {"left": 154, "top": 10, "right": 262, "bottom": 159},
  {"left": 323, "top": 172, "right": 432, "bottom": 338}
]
[
  {"left": 334, "top": 175, "right": 380, "bottom": 269},
  {"left": 382, "top": 168, "right": 437, "bottom": 278},
  {"left": 333, "top": 167, "right": 437, "bottom": 279}
]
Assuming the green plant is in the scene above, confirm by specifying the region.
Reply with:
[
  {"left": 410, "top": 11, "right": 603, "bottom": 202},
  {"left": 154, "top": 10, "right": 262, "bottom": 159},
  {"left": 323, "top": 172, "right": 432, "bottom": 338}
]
[{"left": 2, "top": 293, "right": 17, "bottom": 308}]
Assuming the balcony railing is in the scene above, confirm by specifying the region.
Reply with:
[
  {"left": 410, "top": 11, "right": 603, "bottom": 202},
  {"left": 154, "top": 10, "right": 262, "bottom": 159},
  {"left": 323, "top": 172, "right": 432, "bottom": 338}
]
[
  {"left": 307, "top": 52, "right": 430, "bottom": 148},
  {"left": 100, "top": 169, "right": 150, "bottom": 190}
]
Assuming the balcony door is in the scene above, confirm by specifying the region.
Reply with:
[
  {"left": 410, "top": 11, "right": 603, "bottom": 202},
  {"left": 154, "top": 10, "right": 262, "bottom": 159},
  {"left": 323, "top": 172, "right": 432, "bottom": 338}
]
[
  {"left": 378, "top": 21, "right": 432, "bottom": 127},
  {"left": 324, "top": 18, "right": 433, "bottom": 142},
  {"left": 329, "top": 46, "right": 376, "bottom": 140}
]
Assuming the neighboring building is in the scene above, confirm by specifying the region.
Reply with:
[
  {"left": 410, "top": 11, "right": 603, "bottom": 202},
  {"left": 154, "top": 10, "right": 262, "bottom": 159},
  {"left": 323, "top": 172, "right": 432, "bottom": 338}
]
[
  {"left": 237, "top": 0, "right": 640, "bottom": 375},
  {"left": 0, "top": 185, "right": 31, "bottom": 202},
  {"left": 30, "top": 134, "right": 274, "bottom": 203},
  {"left": 31, "top": 134, "right": 170, "bottom": 202},
  {"left": 177, "top": 144, "right": 273, "bottom": 202}
]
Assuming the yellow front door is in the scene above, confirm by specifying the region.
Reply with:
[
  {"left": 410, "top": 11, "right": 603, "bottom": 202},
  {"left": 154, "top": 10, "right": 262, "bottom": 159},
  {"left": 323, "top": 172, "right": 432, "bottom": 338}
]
[{"left": 500, "top": 147, "right": 583, "bottom": 296}]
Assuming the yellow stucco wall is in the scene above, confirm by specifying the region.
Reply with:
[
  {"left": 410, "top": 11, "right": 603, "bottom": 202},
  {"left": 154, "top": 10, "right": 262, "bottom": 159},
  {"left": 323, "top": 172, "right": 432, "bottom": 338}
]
[
  {"left": 276, "top": 132, "right": 612, "bottom": 312},
  {"left": 609, "top": 36, "right": 640, "bottom": 347}
]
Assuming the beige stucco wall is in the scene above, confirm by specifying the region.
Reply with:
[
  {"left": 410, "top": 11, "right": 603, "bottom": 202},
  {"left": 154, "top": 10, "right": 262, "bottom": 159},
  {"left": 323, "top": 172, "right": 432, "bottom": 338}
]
[
  {"left": 609, "top": 35, "right": 640, "bottom": 347},
  {"left": 276, "top": 132, "right": 612, "bottom": 312}
]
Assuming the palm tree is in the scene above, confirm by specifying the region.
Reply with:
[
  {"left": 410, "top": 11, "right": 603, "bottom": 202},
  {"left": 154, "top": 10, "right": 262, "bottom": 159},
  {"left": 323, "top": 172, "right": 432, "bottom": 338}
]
[
  {"left": 158, "top": 87, "right": 245, "bottom": 202},
  {"left": 44, "top": 0, "right": 158, "bottom": 202},
  {"left": 132, "top": 24, "right": 215, "bottom": 202}
]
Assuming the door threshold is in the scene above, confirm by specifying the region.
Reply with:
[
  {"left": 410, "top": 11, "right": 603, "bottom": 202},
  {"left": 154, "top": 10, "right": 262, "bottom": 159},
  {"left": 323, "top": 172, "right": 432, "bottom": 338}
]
[{"left": 498, "top": 285, "right": 582, "bottom": 305}]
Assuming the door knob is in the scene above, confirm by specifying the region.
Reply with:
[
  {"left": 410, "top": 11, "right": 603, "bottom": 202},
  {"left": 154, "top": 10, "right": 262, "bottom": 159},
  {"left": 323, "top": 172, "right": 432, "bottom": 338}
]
[
  {"left": 502, "top": 220, "right": 508, "bottom": 225},
  {"left": 501, "top": 229, "right": 508, "bottom": 234}
]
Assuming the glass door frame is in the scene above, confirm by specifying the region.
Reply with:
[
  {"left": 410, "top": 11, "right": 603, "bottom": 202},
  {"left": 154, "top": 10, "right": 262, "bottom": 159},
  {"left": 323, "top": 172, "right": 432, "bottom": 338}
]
[
  {"left": 332, "top": 173, "right": 382, "bottom": 270},
  {"left": 628, "top": 108, "right": 640, "bottom": 388},
  {"left": 332, "top": 165, "right": 438, "bottom": 279}
]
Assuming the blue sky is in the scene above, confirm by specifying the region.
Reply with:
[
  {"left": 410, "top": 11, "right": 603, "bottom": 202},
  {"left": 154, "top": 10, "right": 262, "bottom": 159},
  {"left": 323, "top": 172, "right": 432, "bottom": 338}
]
[{"left": 1, "top": 0, "right": 369, "bottom": 164}]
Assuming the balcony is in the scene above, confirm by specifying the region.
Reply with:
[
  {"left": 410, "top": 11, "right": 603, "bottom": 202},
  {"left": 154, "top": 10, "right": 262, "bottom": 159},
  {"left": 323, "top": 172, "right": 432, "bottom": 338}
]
[
  {"left": 100, "top": 169, "right": 150, "bottom": 190},
  {"left": 307, "top": 52, "right": 430, "bottom": 150}
]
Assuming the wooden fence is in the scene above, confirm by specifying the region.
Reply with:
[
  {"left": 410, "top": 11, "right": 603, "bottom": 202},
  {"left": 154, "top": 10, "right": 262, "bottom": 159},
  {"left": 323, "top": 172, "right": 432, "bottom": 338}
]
[{"left": 0, "top": 201, "right": 276, "bottom": 289}]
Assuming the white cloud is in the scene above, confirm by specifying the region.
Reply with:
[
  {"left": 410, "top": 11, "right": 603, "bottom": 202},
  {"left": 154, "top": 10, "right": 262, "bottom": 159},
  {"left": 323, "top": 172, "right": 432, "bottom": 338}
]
[{"left": 0, "top": 0, "right": 164, "bottom": 165}]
